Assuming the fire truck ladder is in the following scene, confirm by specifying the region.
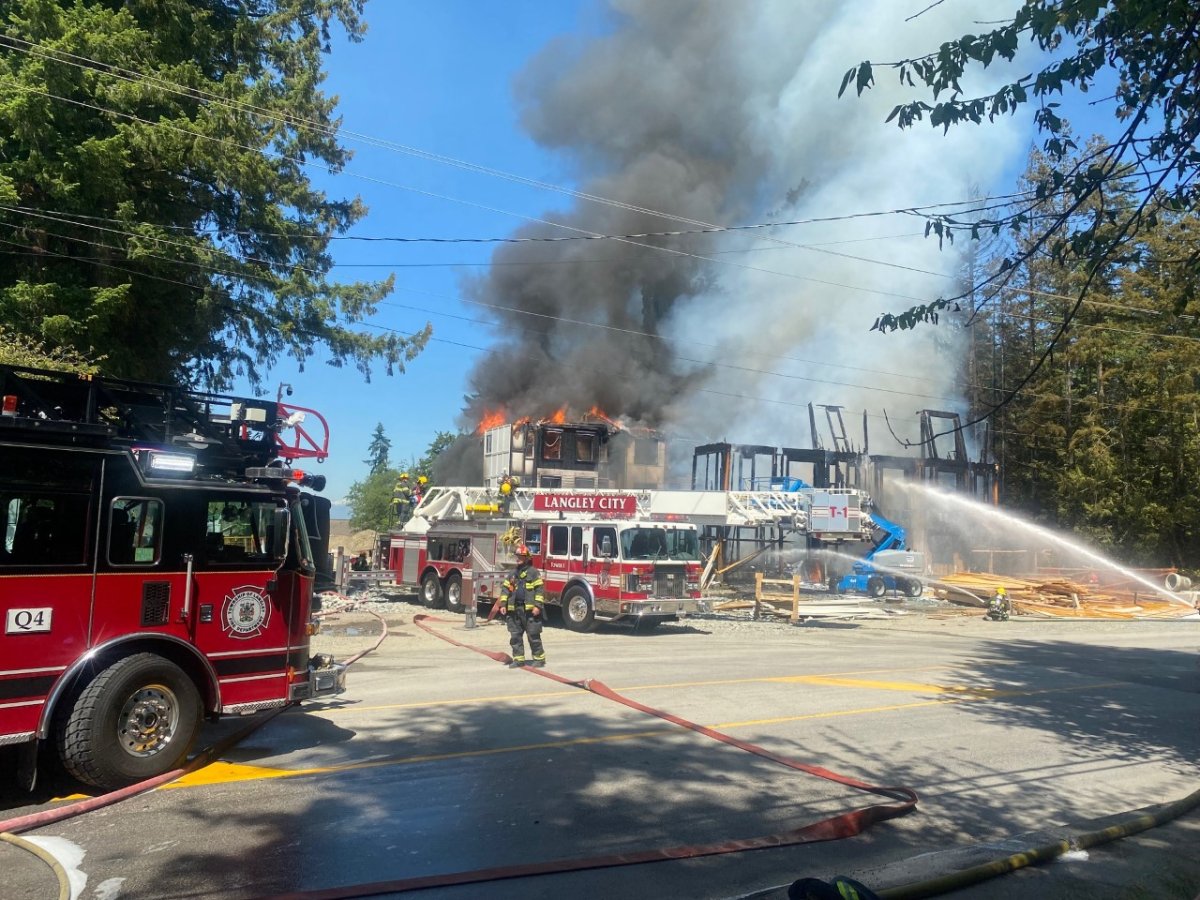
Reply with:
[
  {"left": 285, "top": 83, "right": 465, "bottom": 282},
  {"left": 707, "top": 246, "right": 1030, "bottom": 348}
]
[
  {"left": 410, "top": 486, "right": 871, "bottom": 540},
  {"left": 410, "top": 486, "right": 654, "bottom": 526},
  {"left": 722, "top": 491, "right": 811, "bottom": 529},
  {"left": 0, "top": 365, "right": 327, "bottom": 472}
]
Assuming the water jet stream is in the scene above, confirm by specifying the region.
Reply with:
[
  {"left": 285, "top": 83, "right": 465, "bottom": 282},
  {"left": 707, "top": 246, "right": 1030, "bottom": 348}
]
[{"left": 893, "top": 482, "right": 1192, "bottom": 608}]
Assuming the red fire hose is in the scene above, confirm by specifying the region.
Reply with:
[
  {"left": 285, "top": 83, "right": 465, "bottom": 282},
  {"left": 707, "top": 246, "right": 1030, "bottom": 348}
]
[
  {"left": 255, "top": 615, "right": 919, "bottom": 899},
  {"left": 0, "top": 593, "right": 388, "bottom": 836}
]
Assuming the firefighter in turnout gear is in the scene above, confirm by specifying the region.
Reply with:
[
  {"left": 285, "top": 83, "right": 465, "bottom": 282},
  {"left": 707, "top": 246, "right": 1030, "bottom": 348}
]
[
  {"left": 986, "top": 587, "right": 1011, "bottom": 621},
  {"left": 499, "top": 545, "right": 546, "bottom": 668},
  {"left": 392, "top": 473, "right": 414, "bottom": 523}
]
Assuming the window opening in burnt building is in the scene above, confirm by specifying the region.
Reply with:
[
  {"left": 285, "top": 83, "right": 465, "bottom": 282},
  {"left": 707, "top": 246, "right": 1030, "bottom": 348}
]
[{"left": 542, "top": 429, "right": 562, "bottom": 461}]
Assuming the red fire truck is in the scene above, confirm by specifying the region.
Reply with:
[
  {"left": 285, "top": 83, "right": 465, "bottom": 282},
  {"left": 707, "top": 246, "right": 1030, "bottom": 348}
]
[
  {"left": 384, "top": 487, "right": 703, "bottom": 631},
  {"left": 0, "top": 365, "right": 345, "bottom": 791}
]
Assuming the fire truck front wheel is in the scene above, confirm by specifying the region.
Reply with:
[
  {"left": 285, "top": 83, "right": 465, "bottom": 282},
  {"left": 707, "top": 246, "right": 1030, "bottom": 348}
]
[
  {"left": 56, "top": 653, "right": 202, "bottom": 790},
  {"left": 561, "top": 587, "right": 597, "bottom": 633},
  {"left": 420, "top": 571, "right": 445, "bottom": 609}
]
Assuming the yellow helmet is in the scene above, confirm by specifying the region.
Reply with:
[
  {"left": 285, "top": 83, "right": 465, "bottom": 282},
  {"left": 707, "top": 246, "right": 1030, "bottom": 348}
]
[
  {"left": 996, "top": 587, "right": 1006, "bottom": 596},
  {"left": 500, "top": 480, "right": 512, "bottom": 495},
  {"left": 417, "top": 475, "right": 428, "bottom": 485},
  {"left": 399, "top": 472, "right": 409, "bottom": 480}
]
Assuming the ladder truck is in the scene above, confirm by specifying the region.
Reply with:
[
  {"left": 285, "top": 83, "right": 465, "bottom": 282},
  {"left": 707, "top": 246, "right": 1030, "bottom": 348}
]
[
  {"left": 381, "top": 486, "right": 705, "bottom": 631},
  {"left": 367, "top": 484, "right": 873, "bottom": 629},
  {"left": 0, "top": 365, "right": 344, "bottom": 791}
]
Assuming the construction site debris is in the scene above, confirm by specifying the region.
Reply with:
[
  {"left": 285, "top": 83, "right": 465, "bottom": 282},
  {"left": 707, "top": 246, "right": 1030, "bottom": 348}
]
[
  {"left": 706, "top": 573, "right": 906, "bottom": 621},
  {"left": 933, "top": 571, "right": 1198, "bottom": 619}
]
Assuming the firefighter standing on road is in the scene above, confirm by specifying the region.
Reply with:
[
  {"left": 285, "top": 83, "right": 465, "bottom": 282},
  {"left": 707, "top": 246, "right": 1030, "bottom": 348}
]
[{"left": 499, "top": 545, "right": 546, "bottom": 668}]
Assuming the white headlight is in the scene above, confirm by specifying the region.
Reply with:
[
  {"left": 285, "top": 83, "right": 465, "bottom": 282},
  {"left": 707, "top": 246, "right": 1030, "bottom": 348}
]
[{"left": 148, "top": 451, "right": 196, "bottom": 473}]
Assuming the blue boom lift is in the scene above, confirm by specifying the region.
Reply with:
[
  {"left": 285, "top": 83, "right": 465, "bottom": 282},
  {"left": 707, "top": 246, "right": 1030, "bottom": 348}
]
[{"left": 836, "top": 510, "right": 925, "bottom": 598}]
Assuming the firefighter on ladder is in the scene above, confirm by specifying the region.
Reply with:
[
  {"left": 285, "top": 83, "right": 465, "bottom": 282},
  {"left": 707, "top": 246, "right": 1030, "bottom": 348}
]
[
  {"left": 392, "top": 473, "right": 413, "bottom": 523},
  {"left": 498, "top": 545, "right": 546, "bottom": 668}
]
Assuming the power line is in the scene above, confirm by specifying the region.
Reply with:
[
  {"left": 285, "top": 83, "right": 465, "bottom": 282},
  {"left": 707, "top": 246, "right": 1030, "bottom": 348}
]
[
  {"left": 14, "top": 30, "right": 1191, "bottom": 342},
  {"left": 0, "top": 38, "right": 1061, "bottom": 305},
  {"left": 7, "top": 215, "right": 1198, "bottom": 419},
  {"left": 0, "top": 222, "right": 962, "bottom": 403},
  {"left": 0, "top": 33, "right": 1037, "bottom": 238},
  {"left": 3, "top": 229, "right": 1193, "bottom": 427},
  {"left": 8, "top": 198, "right": 1184, "bottom": 322}
]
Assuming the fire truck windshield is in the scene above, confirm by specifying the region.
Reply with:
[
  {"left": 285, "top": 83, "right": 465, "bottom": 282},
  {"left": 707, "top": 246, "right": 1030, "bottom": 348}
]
[
  {"left": 204, "top": 500, "right": 288, "bottom": 565},
  {"left": 289, "top": 498, "right": 314, "bottom": 573},
  {"left": 620, "top": 526, "right": 701, "bottom": 561}
]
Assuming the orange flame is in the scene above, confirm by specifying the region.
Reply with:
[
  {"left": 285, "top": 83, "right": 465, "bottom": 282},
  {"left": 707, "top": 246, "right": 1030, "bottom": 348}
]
[
  {"left": 477, "top": 409, "right": 507, "bottom": 434},
  {"left": 547, "top": 407, "right": 567, "bottom": 425},
  {"left": 587, "top": 405, "right": 621, "bottom": 428}
]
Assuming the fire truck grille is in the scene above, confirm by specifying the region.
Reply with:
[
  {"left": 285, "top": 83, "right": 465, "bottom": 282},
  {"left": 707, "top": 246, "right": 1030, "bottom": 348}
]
[
  {"left": 141, "top": 582, "right": 171, "bottom": 626},
  {"left": 654, "top": 571, "right": 685, "bottom": 598}
]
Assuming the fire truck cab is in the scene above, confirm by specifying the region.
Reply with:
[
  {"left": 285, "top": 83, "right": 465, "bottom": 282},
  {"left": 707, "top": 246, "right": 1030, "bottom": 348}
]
[
  {"left": 0, "top": 365, "right": 344, "bottom": 791},
  {"left": 387, "top": 488, "right": 703, "bottom": 630}
]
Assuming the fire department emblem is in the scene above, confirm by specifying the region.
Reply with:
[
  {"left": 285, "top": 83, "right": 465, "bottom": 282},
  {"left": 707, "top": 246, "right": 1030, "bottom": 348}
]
[{"left": 222, "top": 586, "right": 271, "bottom": 639}]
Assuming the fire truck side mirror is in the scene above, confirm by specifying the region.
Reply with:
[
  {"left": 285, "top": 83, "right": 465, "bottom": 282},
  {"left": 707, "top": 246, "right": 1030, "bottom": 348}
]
[
  {"left": 600, "top": 536, "right": 614, "bottom": 558},
  {"left": 273, "top": 507, "right": 290, "bottom": 559}
]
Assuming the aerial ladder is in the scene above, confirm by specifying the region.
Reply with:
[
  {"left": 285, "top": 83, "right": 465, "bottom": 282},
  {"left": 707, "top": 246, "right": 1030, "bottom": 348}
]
[{"left": 404, "top": 485, "right": 871, "bottom": 539}]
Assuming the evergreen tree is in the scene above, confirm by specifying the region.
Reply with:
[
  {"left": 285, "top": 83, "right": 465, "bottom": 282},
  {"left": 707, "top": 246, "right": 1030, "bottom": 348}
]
[
  {"left": 0, "top": 326, "right": 97, "bottom": 373},
  {"left": 0, "top": 0, "right": 429, "bottom": 389},
  {"left": 364, "top": 423, "right": 390, "bottom": 474}
]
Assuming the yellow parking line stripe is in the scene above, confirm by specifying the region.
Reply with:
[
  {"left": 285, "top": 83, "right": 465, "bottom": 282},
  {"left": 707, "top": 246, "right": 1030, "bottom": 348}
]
[
  {"left": 776, "top": 676, "right": 996, "bottom": 695},
  {"left": 156, "top": 680, "right": 1117, "bottom": 791},
  {"left": 323, "top": 664, "right": 963, "bottom": 715}
]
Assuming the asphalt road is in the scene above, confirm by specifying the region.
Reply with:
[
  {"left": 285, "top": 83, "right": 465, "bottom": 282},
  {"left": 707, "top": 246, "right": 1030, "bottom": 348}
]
[{"left": 3, "top": 601, "right": 1198, "bottom": 900}]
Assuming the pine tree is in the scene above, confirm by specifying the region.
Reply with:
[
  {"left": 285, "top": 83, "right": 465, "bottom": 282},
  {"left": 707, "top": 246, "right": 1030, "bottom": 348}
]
[
  {"left": 364, "top": 423, "right": 391, "bottom": 474},
  {"left": 0, "top": 0, "right": 429, "bottom": 388}
]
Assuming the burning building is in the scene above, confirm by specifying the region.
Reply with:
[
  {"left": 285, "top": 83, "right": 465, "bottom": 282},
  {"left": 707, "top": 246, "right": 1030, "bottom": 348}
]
[{"left": 480, "top": 410, "right": 667, "bottom": 491}]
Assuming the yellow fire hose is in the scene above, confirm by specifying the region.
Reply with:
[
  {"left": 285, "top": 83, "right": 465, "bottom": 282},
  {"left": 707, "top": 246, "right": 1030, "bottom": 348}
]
[
  {"left": 1, "top": 831, "right": 71, "bottom": 900},
  {"left": 879, "top": 785, "right": 1200, "bottom": 899},
  {"left": 737, "top": 785, "right": 1200, "bottom": 899}
]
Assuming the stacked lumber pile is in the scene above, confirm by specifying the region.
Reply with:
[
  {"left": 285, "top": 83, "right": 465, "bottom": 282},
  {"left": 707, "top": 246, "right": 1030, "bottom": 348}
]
[{"left": 933, "top": 571, "right": 1198, "bottom": 619}]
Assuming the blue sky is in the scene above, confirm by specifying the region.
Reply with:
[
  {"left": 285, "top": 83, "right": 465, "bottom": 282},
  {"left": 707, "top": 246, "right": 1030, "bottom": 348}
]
[
  {"left": 238, "top": 1, "right": 1118, "bottom": 517},
  {"left": 240, "top": 1, "right": 606, "bottom": 513}
]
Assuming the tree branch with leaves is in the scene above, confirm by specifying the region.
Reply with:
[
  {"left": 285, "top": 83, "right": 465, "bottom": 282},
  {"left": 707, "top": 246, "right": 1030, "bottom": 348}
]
[
  {"left": 0, "top": 0, "right": 429, "bottom": 389},
  {"left": 842, "top": 0, "right": 1200, "bottom": 338}
]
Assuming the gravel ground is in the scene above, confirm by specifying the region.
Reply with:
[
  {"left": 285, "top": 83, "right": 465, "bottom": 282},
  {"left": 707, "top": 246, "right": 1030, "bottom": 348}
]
[
  {"left": 315, "top": 584, "right": 1198, "bottom": 645},
  {"left": 319, "top": 586, "right": 968, "bottom": 637}
]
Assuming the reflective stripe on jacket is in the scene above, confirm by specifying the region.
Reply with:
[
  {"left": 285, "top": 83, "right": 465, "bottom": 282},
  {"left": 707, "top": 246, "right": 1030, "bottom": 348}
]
[{"left": 500, "top": 564, "right": 545, "bottom": 611}]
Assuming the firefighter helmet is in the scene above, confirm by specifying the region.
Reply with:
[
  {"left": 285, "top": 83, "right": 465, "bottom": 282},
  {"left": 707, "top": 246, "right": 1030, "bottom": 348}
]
[
  {"left": 516, "top": 544, "right": 532, "bottom": 560},
  {"left": 996, "top": 587, "right": 1006, "bottom": 596},
  {"left": 417, "top": 475, "right": 428, "bottom": 485},
  {"left": 399, "top": 472, "right": 409, "bottom": 480}
]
